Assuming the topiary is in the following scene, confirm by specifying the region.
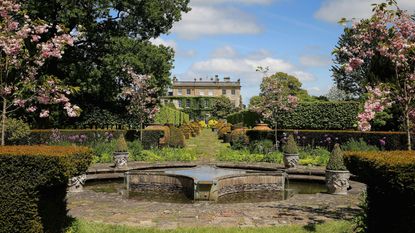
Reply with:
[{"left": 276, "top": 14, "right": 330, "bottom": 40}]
[
  {"left": 283, "top": 134, "right": 298, "bottom": 154},
  {"left": 115, "top": 135, "right": 128, "bottom": 152},
  {"left": 168, "top": 126, "right": 185, "bottom": 148},
  {"left": 327, "top": 143, "right": 347, "bottom": 170},
  {"left": 218, "top": 124, "right": 231, "bottom": 139}
]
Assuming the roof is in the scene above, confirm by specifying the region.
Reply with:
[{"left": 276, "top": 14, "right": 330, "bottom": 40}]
[{"left": 172, "top": 81, "right": 241, "bottom": 88}]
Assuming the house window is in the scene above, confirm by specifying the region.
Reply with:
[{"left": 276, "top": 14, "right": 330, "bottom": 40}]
[
  {"left": 231, "top": 89, "right": 236, "bottom": 95},
  {"left": 178, "top": 100, "right": 182, "bottom": 108},
  {"left": 186, "top": 99, "right": 191, "bottom": 108},
  {"left": 208, "top": 89, "right": 213, "bottom": 96},
  {"left": 200, "top": 90, "right": 205, "bottom": 96},
  {"left": 222, "top": 89, "right": 227, "bottom": 95},
  {"left": 178, "top": 89, "right": 182, "bottom": 96},
  {"left": 186, "top": 89, "right": 191, "bottom": 95}
]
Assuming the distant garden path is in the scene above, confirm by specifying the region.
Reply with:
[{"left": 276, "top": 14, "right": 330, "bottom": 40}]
[{"left": 186, "top": 129, "right": 228, "bottom": 162}]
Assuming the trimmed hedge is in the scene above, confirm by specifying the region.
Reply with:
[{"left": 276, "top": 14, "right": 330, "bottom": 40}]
[
  {"left": 227, "top": 102, "right": 360, "bottom": 130},
  {"left": 142, "top": 126, "right": 168, "bottom": 150},
  {"left": 246, "top": 129, "right": 414, "bottom": 150},
  {"left": 168, "top": 126, "right": 185, "bottom": 148},
  {"left": 0, "top": 146, "right": 93, "bottom": 233},
  {"left": 345, "top": 151, "right": 415, "bottom": 233},
  {"left": 154, "top": 106, "right": 189, "bottom": 126}
]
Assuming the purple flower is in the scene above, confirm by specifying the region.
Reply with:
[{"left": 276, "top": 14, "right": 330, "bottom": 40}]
[{"left": 379, "top": 139, "right": 386, "bottom": 146}]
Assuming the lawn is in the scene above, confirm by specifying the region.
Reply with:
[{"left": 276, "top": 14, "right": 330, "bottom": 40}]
[{"left": 68, "top": 220, "right": 353, "bottom": 233}]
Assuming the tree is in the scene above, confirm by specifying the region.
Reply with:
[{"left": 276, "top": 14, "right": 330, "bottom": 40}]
[
  {"left": 121, "top": 67, "right": 159, "bottom": 140},
  {"left": 326, "top": 85, "right": 355, "bottom": 101},
  {"left": 17, "top": 0, "right": 190, "bottom": 127},
  {"left": 211, "top": 96, "right": 236, "bottom": 119},
  {"left": 268, "top": 72, "right": 313, "bottom": 101},
  {"left": 248, "top": 96, "right": 263, "bottom": 109},
  {"left": 334, "top": 0, "right": 415, "bottom": 150},
  {"left": 250, "top": 69, "right": 298, "bottom": 148},
  {"left": 0, "top": 0, "right": 78, "bottom": 145}
]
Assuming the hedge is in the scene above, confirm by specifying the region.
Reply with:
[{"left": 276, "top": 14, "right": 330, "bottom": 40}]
[
  {"left": 246, "top": 129, "right": 413, "bottom": 151},
  {"left": 345, "top": 151, "right": 415, "bottom": 233},
  {"left": 154, "top": 106, "right": 189, "bottom": 126},
  {"left": 168, "top": 126, "right": 185, "bottom": 148},
  {"left": 0, "top": 146, "right": 93, "bottom": 233},
  {"left": 227, "top": 102, "right": 360, "bottom": 130}
]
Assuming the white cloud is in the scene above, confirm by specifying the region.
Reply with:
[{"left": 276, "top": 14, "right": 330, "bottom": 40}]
[
  {"left": 316, "top": 0, "right": 415, "bottom": 23},
  {"left": 177, "top": 49, "right": 197, "bottom": 58},
  {"left": 149, "top": 37, "right": 177, "bottom": 50},
  {"left": 300, "top": 55, "right": 331, "bottom": 67},
  {"left": 176, "top": 47, "right": 316, "bottom": 103},
  {"left": 211, "top": 46, "right": 238, "bottom": 58},
  {"left": 173, "top": 5, "right": 262, "bottom": 39}
]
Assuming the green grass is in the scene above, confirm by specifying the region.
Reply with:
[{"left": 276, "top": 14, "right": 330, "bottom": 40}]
[
  {"left": 68, "top": 220, "right": 353, "bottom": 233},
  {"left": 186, "top": 129, "right": 229, "bottom": 162}
]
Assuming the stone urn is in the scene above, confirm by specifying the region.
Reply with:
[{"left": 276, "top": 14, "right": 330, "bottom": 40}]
[
  {"left": 283, "top": 153, "right": 299, "bottom": 168},
  {"left": 68, "top": 174, "right": 87, "bottom": 192},
  {"left": 113, "top": 151, "right": 129, "bottom": 168},
  {"left": 252, "top": 123, "right": 272, "bottom": 131},
  {"left": 325, "top": 170, "right": 350, "bottom": 195}
]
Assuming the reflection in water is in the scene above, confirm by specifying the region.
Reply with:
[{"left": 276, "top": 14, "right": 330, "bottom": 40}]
[
  {"left": 155, "top": 165, "right": 246, "bottom": 181},
  {"left": 85, "top": 179, "right": 328, "bottom": 203}
]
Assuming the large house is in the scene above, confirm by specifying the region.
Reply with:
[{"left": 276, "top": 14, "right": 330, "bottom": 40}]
[{"left": 162, "top": 75, "right": 242, "bottom": 119}]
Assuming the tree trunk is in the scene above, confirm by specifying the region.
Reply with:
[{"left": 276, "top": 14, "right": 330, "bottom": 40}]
[
  {"left": 405, "top": 108, "right": 412, "bottom": 151},
  {"left": 140, "top": 122, "right": 143, "bottom": 142},
  {"left": 1, "top": 98, "right": 6, "bottom": 146}
]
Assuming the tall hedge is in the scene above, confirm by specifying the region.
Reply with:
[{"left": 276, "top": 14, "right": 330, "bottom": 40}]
[
  {"left": 0, "top": 146, "right": 93, "bottom": 233},
  {"left": 345, "top": 151, "right": 415, "bottom": 233},
  {"left": 227, "top": 102, "right": 360, "bottom": 130},
  {"left": 154, "top": 106, "right": 190, "bottom": 125}
]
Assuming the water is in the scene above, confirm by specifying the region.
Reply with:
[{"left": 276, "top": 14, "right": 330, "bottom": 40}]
[
  {"left": 85, "top": 179, "right": 327, "bottom": 203},
  {"left": 153, "top": 165, "right": 247, "bottom": 181}
]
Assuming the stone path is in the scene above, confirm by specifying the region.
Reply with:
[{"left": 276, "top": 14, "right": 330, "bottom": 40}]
[{"left": 68, "top": 180, "right": 364, "bottom": 229}]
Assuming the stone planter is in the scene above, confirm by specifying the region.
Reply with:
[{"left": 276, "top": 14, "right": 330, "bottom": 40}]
[
  {"left": 283, "top": 153, "right": 299, "bottom": 168},
  {"left": 68, "top": 174, "right": 86, "bottom": 192},
  {"left": 113, "top": 151, "right": 129, "bottom": 168},
  {"left": 325, "top": 170, "right": 350, "bottom": 195},
  {"left": 252, "top": 123, "right": 272, "bottom": 131}
]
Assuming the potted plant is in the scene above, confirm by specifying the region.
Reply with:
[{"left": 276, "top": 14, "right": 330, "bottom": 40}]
[
  {"left": 283, "top": 134, "right": 299, "bottom": 168},
  {"left": 113, "top": 134, "right": 129, "bottom": 168},
  {"left": 325, "top": 144, "right": 350, "bottom": 195}
]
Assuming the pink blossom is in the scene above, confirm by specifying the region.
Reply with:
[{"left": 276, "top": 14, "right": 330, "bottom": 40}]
[{"left": 39, "top": 109, "right": 49, "bottom": 118}]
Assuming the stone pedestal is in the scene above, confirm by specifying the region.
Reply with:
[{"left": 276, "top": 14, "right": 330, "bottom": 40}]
[
  {"left": 325, "top": 170, "right": 350, "bottom": 195},
  {"left": 68, "top": 174, "right": 86, "bottom": 192},
  {"left": 283, "top": 153, "right": 299, "bottom": 168}
]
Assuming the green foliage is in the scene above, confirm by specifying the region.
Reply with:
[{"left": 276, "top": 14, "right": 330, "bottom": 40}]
[
  {"left": 91, "top": 140, "right": 117, "bottom": 163},
  {"left": 142, "top": 129, "right": 164, "bottom": 149},
  {"left": 227, "top": 111, "right": 260, "bottom": 128},
  {"left": 217, "top": 148, "right": 283, "bottom": 163},
  {"left": 211, "top": 95, "right": 238, "bottom": 119},
  {"left": 154, "top": 106, "right": 190, "bottom": 125},
  {"left": 5, "top": 118, "right": 31, "bottom": 145},
  {"left": 127, "top": 140, "right": 144, "bottom": 161},
  {"left": 268, "top": 72, "right": 314, "bottom": 101},
  {"left": 283, "top": 135, "right": 298, "bottom": 154},
  {"left": 229, "top": 102, "right": 360, "bottom": 130},
  {"left": 115, "top": 135, "right": 128, "bottom": 152},
  {"left": 141, "top": 148, "right": 197, "bottom": 162},
  {"left": 298, "top": 147, "right": 330, "bottom": 166},
  {"left": 168, "top": 126, "right": 185, "bottom": 148},
  {"left": 341, "top": 138, "right": 379, "bottom": 152},
  {"left": 327, "top": 144, "right": 347, "bottom": 170},
  {"left": 164, "top": 96, "right": 214, "bottom": 120},
  {"left": 0, "top": 146, "right": 93, "bottom": 233},
  {"left": 345, "top": 151, "right": 415, "bottom": 233},
  {"left": 230, "top": 129, "right": 249, "bottom": 150},
  {"left": 249, "top": 140, "right": 275, "bottom": 154}
]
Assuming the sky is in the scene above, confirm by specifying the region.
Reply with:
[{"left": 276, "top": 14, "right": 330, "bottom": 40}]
[{"left": 150, "top": 0, "right": 415, "bottom": 105}]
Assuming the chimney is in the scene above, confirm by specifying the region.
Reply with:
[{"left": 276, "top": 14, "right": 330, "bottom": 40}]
[
  {"left": 224, "top": 77, "right": 230, "bottom": 82},
  {"left": 215, "top": 74, "right": 219, "bottom": 82},
  {"left": 199, "top": 78, "right": 203, "bottom": 81}
]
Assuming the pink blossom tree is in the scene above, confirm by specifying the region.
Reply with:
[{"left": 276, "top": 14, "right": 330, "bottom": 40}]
[
  {"left": 121, "top": 67, "right": 159, "bottom": 140},
  {"left": 335, "top": 0, "right": 415, "bottom": 150},
  {"left": 0, "top": 0, "right": 79, "bottom": 145},
  {"left": 250, "top": 66, "right": 298, "bottom": 148}
]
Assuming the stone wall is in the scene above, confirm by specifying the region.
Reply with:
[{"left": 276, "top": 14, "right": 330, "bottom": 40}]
[{"left": 126, "top": 172, "right": 195, "bottom": 199}]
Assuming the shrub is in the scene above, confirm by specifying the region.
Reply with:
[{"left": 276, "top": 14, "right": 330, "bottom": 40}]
[
  {"left": 198, "top": 121, "right": 207, "bottom": 128},
  {"left": 299, "top": 147, "right": 330, "bottom": 166},
  {"left": 218, "top": 124, "right": 231, "bottom": 139},
  {"left": 327, "top": 144, "right": 347, "bottom": 170},
  {"left": 28, "top": 129, "right": 125, "bottom": 145},
  {"left": 115, "top": 135, "right": 128, "bottom": 152},
  {"left": 208, "top": 119, "right": 218, "bottom": 128},
  {"left": 341, "top": 138, "right": 379, "bottom": 152},
  {"left": 0, "top": 146, "right": 93, "bottom": 233},
  {"left": 227, "top": 110, "right": 260, "bottom": 128},
  {"left": 180, "top": 124, "right": 192, "bottom": 139},
  {"left": 189, "top": 122, "right": 201, "bottom": 135},
  {"left": 127, "top": 140, "right": 144, "bottom": 161},
  {"left": 4, "top": 118, "right": 31, "bottom": 145},
  {"left": 91, "top": 140, "right": 116, "bottom": 163},
  {"left": 230, "top": 129, "right": 249, "bottom": 150},
  {"left": 168, "top": 126, "right": 185, "bottom": 148},
  {"left": 154, "top": 106, "right": 190, "bottom": 125},
  {"left": 344, "top": 151, "right": 415, "bottom": 233},
  {"left": 283, "top": 135, "right": 298, "bottom": 154},
  {"left": 142, "top": 148, "right": 197, "bottom": 162},
  {"left": 217, "top": 148, "right": 283, "bottom": 163},
  {"left": 249, "top": 140, "right": 275, "bottom": 154},
  {"left": 142, "top": 129, "right": 164, "bottom": 150}
]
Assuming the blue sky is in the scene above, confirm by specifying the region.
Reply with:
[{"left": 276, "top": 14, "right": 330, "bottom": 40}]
[{"left": 150, "top": 0, "right": 415, "bottom": 105}]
